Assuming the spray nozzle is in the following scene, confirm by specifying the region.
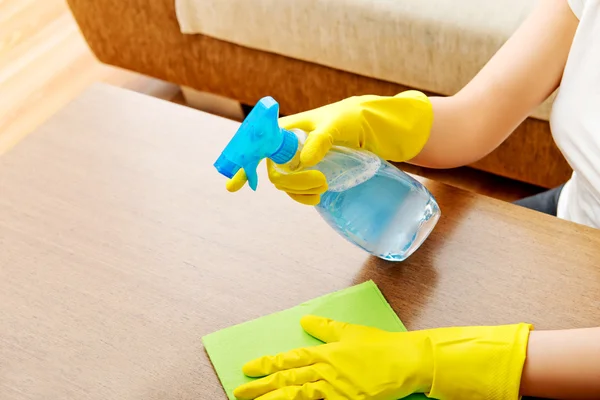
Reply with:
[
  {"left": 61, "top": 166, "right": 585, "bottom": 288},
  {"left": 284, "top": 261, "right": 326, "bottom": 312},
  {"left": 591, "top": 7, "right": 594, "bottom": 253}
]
[{"left": 214, "top": 96, "right": 298, "bottom": 190}]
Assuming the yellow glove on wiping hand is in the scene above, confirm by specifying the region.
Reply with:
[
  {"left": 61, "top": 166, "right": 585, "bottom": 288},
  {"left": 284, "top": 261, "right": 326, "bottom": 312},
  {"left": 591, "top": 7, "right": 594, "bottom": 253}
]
[
  {"left": 234, "top": 316, "right": 532, "bottom": 400},
  {"left": 227, "top": 91, "right": 434, "bottom": 206}
]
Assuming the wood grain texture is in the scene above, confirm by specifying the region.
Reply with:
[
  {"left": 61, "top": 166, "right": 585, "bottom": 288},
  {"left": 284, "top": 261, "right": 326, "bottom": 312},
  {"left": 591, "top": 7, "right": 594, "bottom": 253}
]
[
  {"left": 0, "top": 0, "right": 179, "bottom": 155},
  {"left": 66, "top": 0, "right": 572, "bottom": 188},
  {"left": 399, "top": 163, "right": 543, "bottom": 202},
  {"left": 0, "top": 85, "right": 598, "bottom": 399}
]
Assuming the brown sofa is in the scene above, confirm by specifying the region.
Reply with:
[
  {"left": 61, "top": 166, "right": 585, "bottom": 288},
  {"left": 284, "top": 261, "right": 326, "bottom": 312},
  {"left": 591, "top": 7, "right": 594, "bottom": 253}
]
[{"left": 67, "top": 0, "right": 571, "bottom": 189}]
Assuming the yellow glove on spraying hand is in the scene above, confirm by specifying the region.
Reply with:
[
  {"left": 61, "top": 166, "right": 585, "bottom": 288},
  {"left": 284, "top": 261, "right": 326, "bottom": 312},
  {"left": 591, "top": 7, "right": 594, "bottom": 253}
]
[
  {"left": 227, "top": 91, "right": 433, "bottom": 206},
  {"left": 234, "top": 316, "right": 532, "bottom": 400}
]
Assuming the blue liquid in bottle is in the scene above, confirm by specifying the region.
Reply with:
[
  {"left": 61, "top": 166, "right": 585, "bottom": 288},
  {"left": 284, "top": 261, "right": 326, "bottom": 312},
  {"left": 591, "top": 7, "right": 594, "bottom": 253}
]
[
  {"left": 298, "top": 132, "right": 440, "bottom": 261},
  {"left": 317, "top": 158, "right": 440, "bottom": 261}
]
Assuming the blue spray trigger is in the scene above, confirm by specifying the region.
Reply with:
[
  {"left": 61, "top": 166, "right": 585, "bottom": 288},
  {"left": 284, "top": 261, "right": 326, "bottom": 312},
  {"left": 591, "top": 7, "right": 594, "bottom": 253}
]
[{"left": 214, "top": 96, "right": 299, "bottom": 191}]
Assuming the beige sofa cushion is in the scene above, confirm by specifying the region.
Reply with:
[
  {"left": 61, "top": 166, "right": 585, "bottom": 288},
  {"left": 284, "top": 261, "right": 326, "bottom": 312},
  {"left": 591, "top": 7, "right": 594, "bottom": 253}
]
[{"left": 175, "top": 0, "right": 553, "bottom": 121}]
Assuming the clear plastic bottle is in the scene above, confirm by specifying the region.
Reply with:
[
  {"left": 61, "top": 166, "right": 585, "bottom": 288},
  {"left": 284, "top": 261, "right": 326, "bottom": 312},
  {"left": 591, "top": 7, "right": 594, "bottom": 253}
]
[
  {"left": 278, "top": 129, "right": 440, "bottom": 261},
  {"left": 214, "top": 96, "right": 440, "bottom": 261}
]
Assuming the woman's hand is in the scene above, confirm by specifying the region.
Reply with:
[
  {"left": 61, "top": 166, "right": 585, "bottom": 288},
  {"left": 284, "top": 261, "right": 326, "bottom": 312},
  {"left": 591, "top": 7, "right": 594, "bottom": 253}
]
[
  {"left": 234, "top": 316, "right": 531, "bottom": 400},
  {"left": 227, "top": 91, "right": 433, "bottom": 205},
  {"left": 274, "top": 91, "right": 433, "bottom": 168}
]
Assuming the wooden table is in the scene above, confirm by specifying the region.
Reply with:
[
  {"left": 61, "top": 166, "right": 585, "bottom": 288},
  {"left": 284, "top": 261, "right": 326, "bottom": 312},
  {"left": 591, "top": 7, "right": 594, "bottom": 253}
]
[{"left": 1, "top": 85, "right": 599, "bottom": 399}]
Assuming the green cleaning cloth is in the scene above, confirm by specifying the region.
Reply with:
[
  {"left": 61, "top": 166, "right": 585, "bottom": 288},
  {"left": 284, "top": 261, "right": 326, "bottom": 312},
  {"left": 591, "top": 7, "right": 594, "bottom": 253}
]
[{"left": 202, "top": 280, "right": 427, "bottom": 400}]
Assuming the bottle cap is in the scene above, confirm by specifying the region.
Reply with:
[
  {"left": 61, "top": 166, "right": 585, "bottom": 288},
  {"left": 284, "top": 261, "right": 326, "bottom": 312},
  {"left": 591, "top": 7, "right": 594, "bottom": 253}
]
[{"left": 214, "top": 96, "right": 298, "bottom": 190}]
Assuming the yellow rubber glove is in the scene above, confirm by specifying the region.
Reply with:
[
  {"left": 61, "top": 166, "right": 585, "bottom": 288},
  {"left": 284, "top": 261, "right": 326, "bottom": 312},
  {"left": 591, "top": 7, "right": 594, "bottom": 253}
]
[
  {"left": 227, "top": 91, "right": 434, "bottom": 206},
  {"left": 233, "top": 316, "right": 532, "bottom": 400}
]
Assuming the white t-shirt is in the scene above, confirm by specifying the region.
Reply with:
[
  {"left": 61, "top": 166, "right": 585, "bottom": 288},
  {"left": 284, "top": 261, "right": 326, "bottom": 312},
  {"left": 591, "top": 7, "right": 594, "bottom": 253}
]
[{"left": 551, "top": 0, "right": 600, "bottom": 228}]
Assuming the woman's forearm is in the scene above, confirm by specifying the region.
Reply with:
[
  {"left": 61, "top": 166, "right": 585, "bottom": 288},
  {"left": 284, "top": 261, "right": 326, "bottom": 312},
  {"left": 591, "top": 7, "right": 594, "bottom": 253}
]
[
  {"left": 409, "top": 95, "right": 479, "bottom": 168},
  {"left": 520, "top": 328, "right": 600, "bottom": 399},
  {"left": 409, "top": 0, "right": 578, "bottom": 169}
]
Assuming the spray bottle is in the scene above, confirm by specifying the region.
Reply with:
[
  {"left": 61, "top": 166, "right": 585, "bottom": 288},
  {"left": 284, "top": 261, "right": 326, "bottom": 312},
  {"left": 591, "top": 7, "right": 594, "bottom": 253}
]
[{"left": 214, "top": 97, "right": 440, "bottom": 261}]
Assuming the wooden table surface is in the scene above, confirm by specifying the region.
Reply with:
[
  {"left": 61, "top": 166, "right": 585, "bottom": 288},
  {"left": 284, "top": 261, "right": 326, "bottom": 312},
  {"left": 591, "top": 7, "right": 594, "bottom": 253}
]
[{"left": 1, "top": 84, "right": 599, "bottom": 399}]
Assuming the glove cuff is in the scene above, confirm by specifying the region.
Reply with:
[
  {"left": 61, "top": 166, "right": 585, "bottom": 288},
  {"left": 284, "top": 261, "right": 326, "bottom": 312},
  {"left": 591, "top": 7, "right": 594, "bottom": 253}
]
[
  {"left": 360, "top": 90, "right": 434, "bottom": 162},
  {"left": 427, "top": 323, "right": 532, "bottom": 400}
]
